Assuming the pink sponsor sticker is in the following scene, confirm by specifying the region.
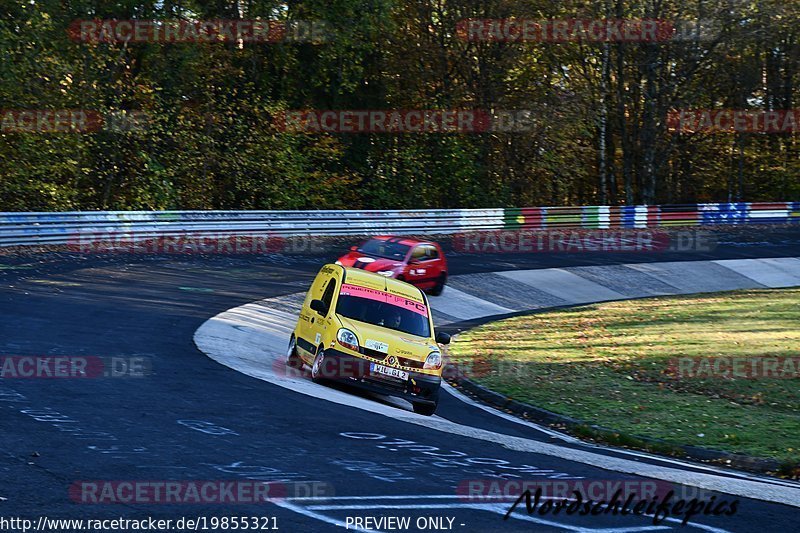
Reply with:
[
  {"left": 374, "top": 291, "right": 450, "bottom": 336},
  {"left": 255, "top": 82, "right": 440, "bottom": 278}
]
[{"left": 339, "top": 283, "right": 428, "bottom": 317}]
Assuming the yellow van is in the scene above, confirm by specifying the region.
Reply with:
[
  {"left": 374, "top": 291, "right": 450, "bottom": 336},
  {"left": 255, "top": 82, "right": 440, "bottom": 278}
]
[{"left": 287, "top": 264, "right": 450, "bottom": 415}]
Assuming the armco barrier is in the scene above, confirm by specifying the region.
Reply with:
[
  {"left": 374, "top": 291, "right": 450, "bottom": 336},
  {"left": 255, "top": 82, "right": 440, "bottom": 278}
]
[{"left": 0, "top": 202, "right": 797, "bottom": 247}]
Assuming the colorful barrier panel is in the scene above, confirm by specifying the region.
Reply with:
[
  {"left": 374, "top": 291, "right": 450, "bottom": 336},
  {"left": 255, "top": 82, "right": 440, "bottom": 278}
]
[{"left": 0, "top": 202, "right": 797, "bottom": 247}]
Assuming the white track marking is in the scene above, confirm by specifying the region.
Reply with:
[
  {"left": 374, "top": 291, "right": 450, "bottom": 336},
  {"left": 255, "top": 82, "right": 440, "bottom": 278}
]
[
  {"left": 286, "top": 495, "right": 726, "bottom": 532},
  {"left": 306, "top": 503, "right": 594, "bottom": 532},
  {"left": 510, "top": 514, "right": 671, "bottom": 533},
  {"left": 483, "top": 504, "right": 677, "bottom": 532},
  {"left": 306, "top": 504, "right": 484, "bottom": 510},
  {"left": 480, "top": 503, "right": 668, "bottom": 533},
  {"left": 287, "top": 494, "right": 541, "bottom": 501},
  {"left": 271, "top": 499, "right": 384, "bottom": 533}
]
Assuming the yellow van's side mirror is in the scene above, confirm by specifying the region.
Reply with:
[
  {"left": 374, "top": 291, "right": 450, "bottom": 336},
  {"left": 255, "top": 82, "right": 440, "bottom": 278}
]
[{"left": 310, "top": 299, "right": 328, "bottom": 315}]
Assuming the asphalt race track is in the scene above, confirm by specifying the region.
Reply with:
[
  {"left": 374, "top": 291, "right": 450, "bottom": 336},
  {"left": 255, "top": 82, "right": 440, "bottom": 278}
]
[{"left": 2, "top": 226, "right": 800, "bottom": 532}]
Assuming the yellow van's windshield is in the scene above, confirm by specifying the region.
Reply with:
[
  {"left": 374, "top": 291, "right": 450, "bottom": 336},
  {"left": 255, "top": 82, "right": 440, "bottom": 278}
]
[{"left": 337, "top": 283, "right": 430, "bottom": 337}]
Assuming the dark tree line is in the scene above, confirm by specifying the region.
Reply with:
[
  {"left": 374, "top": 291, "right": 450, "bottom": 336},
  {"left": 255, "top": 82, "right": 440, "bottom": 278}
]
[{"left": 0, "top": 0, "right": 798, "bottom": 211}]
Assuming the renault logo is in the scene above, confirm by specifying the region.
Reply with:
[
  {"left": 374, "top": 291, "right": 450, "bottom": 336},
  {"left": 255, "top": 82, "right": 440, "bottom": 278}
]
[{"left": 386, "top": 356, "right": 398, "bottom": 366}]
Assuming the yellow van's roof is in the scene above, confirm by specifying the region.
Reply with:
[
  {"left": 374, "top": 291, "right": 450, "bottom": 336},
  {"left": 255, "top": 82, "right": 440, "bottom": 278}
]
[{"left": 341, "top": 266, "right": 425, "bottom": 304}]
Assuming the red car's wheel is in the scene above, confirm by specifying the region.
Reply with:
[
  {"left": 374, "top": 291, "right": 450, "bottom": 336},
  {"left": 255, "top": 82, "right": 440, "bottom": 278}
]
[{"left": 429, "top": 272, "right": 446, "bottom": 296}]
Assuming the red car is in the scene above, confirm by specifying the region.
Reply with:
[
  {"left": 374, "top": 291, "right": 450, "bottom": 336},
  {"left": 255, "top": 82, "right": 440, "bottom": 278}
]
[{"left": 336, "top": 236, "right": 448, "bottom": 295}]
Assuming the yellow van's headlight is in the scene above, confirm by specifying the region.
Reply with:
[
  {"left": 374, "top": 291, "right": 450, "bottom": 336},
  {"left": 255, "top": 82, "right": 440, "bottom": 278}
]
[
  {"left": 424, "top": 351, "right": 442, "bottom": 370},
  {"left": 337, "top": 328, "right": 359, "bottom": 352}
]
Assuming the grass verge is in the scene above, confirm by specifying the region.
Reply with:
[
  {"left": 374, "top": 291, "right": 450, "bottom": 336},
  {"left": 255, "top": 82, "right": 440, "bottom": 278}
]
[{"left": 448, "top": 289, "right": 800, "bottom": 465}]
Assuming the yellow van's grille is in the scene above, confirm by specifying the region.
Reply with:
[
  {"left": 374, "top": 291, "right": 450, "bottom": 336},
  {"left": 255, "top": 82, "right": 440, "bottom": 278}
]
[{"left": 359, "top": 347, "right": 389, "bottom": 360}]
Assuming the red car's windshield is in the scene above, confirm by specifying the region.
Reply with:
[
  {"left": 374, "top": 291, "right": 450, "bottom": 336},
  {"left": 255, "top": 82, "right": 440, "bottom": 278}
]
[{"left": 357, "top": 239, "right": 411, "bottom": 261}]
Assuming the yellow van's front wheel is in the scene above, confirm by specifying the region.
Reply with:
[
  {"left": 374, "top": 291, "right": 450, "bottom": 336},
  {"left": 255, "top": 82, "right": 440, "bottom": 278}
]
[
  {"left": 286, "top": 336, "right": 303, "bottom": 370},
  {"left": 311, "top": 349, "right": 327, "bottom": 383}
]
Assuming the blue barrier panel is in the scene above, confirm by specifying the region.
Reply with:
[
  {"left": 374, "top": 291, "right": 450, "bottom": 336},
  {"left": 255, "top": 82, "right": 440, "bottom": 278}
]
[
  {"left": 790, "top": 202, "right": 800, "bottom": 223},
  {"left": 701, "top": 203, "right": 748, "bottom": 224},
  {"left": 621, "top": 206, "right": 638, "bottom": 228}
]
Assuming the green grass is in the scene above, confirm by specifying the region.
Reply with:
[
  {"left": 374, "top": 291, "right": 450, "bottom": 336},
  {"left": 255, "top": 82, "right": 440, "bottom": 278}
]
[{"left": 449, "top": 289, "right": 800, "bottom": 464}]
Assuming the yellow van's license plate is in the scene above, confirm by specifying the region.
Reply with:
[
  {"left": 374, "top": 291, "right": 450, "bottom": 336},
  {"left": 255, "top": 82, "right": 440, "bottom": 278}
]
[{"left": 370, "top": 363, "right": 408, "bottom": 381}]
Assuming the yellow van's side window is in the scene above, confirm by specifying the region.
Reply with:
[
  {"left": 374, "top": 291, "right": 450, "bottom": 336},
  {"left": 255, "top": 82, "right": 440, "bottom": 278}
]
[{"left": 321, "top": 279, "right": 336, "bottom": 312}]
